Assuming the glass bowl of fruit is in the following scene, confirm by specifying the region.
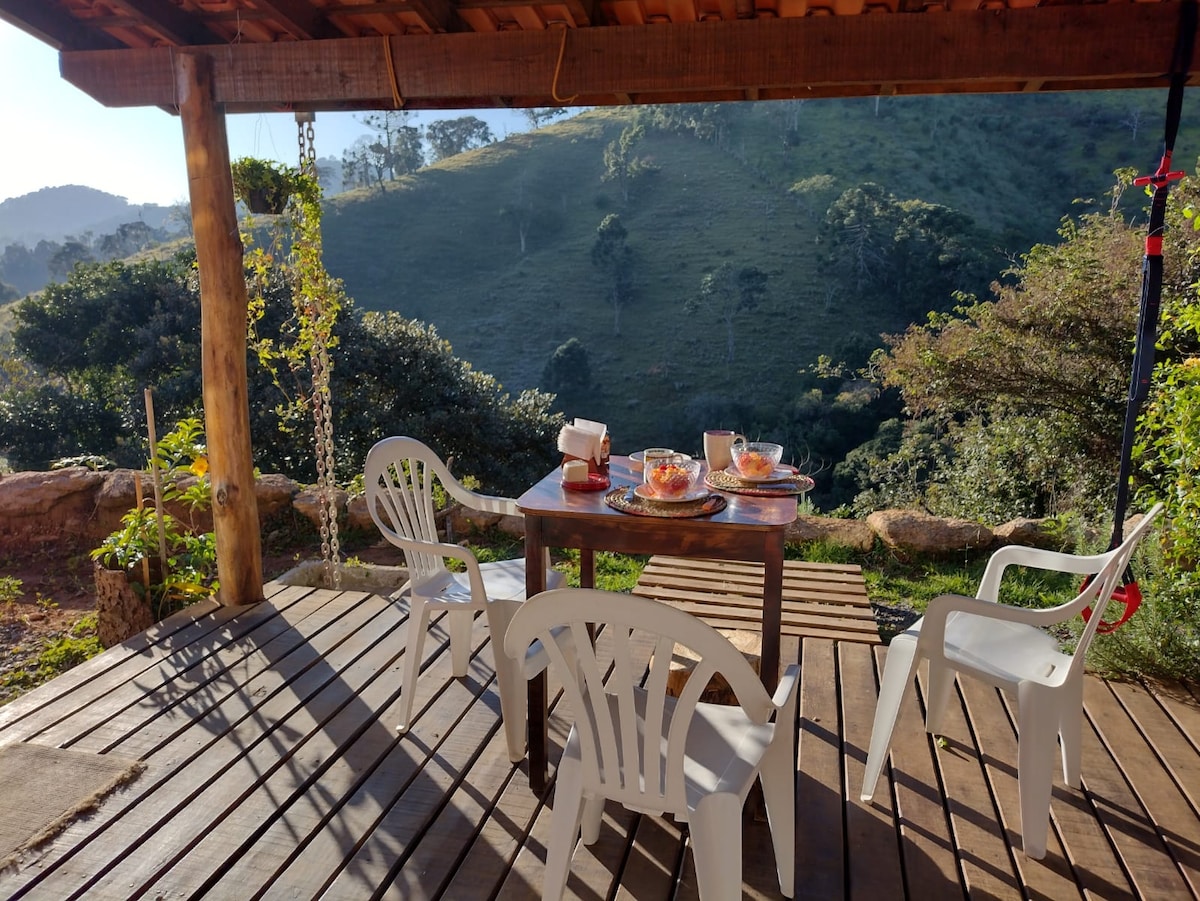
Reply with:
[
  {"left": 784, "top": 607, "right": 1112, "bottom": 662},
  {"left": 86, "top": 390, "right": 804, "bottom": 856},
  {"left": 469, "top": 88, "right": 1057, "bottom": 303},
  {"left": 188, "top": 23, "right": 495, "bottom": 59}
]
[
  {"left": 644, "top": 456, "right": 702, "bottom": 500},
  {"left": 729, "top": 441, "right": 784, "bottom": 480}
]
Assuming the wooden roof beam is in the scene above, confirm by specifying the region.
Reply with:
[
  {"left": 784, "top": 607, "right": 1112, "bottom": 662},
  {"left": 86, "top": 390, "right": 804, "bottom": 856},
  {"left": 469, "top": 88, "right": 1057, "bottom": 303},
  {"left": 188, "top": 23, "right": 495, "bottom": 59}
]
[{"left": 60, "top": 5, "right": 1198, "bottom": 111}]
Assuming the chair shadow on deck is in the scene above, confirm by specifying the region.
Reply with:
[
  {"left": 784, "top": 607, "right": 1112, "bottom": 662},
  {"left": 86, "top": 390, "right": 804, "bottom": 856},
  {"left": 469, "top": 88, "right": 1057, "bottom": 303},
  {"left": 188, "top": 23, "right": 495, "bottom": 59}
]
[{"left": 1, "top": 584, "right": 547, "bottom": 899}]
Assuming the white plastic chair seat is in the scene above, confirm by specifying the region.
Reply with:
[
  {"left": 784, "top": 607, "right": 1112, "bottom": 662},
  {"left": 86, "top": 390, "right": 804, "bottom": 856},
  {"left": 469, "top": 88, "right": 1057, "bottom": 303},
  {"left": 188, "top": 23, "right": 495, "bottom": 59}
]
[
  {"left": 407, "top": 557, "right": 535, "bottom": 606},
  {"left": 937, "top": 612, "right": 1067, "bottom": 686},
  {"left": 861, "top": 504, "right": 1164, "bottom": 861}
]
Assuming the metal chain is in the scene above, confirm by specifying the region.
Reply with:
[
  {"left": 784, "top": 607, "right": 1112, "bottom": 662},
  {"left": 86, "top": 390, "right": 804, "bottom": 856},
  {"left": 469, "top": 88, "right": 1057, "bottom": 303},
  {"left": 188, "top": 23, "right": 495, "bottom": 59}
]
[{"left": 298, "top": 112, "right": 341, "bottom": 588}]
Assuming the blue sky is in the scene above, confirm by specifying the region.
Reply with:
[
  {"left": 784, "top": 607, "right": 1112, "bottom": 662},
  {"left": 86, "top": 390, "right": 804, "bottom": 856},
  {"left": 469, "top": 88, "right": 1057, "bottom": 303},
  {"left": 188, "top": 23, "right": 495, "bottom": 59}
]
[{"left": 0, "top": 20, "right": 528, "bottom": 207}]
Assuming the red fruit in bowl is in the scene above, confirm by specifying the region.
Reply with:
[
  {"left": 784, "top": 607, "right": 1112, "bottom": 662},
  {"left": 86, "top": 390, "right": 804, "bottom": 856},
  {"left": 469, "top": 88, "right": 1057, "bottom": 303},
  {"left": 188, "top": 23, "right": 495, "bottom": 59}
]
[{"left": 648, "top": 462, "right": 697, "bottom": 498}]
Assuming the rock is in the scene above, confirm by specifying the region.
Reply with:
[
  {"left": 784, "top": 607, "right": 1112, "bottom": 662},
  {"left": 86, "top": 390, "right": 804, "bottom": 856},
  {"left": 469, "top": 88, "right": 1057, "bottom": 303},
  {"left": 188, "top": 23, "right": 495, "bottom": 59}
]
[
  {"left": 786, "top": 514, "right": 875, "bottom": 552},
  {"left": 993, "top": 517, "right": 1065, "bottom": 550},
  {"left": 344, "top": 493, "right": 375, "bottom": 533},
  {"left": 660, "top": 629, "right": 761, "bottom": 705},
  {"left": 445, "top": 505, "right": 525, "bottom": 539},
  {"left": 256, "top": 474, "right": 300, "bottom": 518},
  {"left": 292, "top": 485, "right": 349, "bottom": 530},
  {"left": 0, "top": 468, "right": 106, "bottom": 546},
  {"left": 866, "top": 508, "right": 994, "bottom": 558}
]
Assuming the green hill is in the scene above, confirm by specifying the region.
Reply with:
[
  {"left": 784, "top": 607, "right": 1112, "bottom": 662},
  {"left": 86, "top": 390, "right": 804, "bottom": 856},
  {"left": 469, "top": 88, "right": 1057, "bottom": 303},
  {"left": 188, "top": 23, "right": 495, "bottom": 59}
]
[{"left": 318, "top": 94, "right": 1200, "bottom": 456}]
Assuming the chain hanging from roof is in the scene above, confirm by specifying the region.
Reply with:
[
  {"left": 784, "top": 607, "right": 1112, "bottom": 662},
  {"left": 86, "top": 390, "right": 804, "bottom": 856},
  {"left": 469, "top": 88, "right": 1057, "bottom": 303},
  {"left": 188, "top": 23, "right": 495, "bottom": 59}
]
[{"left": 296, "top": 111, "right": 342, "bottom": 589}]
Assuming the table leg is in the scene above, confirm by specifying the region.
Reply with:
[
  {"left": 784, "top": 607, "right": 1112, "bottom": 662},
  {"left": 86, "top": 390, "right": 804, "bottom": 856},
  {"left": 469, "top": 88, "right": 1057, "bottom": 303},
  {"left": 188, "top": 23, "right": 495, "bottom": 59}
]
[
  {"left": 524, "top": 516, "right": 550, "bottom": 794},
  {"left": 579, "top": 548, "right": 595, "bottom": 588},
  {"left": 760, "top": 532, "right": 784, "bottom": 691}
]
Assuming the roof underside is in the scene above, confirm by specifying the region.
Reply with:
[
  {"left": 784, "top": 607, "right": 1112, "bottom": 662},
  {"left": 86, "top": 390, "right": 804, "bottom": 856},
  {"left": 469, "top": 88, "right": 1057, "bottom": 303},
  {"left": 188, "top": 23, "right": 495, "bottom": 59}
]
[{"left": 1, "top": 0, "right": 1198, "bottom": 113}]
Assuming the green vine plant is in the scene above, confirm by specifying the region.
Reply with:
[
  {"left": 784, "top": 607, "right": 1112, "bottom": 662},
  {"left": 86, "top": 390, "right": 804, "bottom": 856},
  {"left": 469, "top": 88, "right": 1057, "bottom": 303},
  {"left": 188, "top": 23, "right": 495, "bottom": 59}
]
[
  {"left": 90, "top": 418, "right": 218, "bottom": 619},
  {"left": 244, "top": 165, "right": 345, "bottom": 448}
]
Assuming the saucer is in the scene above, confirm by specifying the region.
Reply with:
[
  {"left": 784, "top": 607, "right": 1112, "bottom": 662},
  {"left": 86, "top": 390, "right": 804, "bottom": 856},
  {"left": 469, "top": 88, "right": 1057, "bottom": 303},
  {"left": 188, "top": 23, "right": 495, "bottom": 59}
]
[
  {"left": 634, "top": 484, "right": 707, "bottom": 503},
  {"left": 724, "top": 464, "right": 796, "bottom": 483}
]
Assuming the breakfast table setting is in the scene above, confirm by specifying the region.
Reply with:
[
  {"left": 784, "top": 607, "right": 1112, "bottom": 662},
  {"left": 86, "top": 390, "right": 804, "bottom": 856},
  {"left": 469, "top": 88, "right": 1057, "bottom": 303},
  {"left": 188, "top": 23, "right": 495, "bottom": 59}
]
[{"left": 516, "top": 420, "right": 810, "bottom": 791}]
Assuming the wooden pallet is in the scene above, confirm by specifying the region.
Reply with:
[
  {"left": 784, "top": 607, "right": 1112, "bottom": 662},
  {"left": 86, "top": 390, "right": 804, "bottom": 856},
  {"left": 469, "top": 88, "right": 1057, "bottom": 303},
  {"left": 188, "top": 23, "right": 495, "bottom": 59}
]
[{"left": 632, "top": 555, "right": 880, "bottom": 644}]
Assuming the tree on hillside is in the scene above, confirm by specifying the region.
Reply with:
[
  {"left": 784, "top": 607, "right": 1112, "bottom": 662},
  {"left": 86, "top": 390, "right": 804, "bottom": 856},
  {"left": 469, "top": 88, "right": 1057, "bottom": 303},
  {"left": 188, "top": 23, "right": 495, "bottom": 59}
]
[
  {"left": 359, "top": 110, "right": 425, "bottom": 181},
  {"left": 590, "top": 214, "right": 634, "bottom": 336},
  {"left": 95, "top": 221, "right": 161, "bottom": 261},
  {"left": 824, "top": 183, "right": 990, "bottom": 318},
  {"left": 426, "top": 116, "right": 494, "bottom": 163},
  {"left": 601, "top": 124, "right": 655, "bottom": 204},
  {"left": 541, "top": 337, "right": 592, "bottom": 411},
  {"left": 522, "top": 108, "right": 570, "bottom": 130},
  {"left": 47, "top": 240, "right": 95, "bottom": 282},
  {"left": 500, "top": 169, "right": 536, "bottom": 254},
  {"left": 687, "top": 262, "right": 768, "bottom": 363}
]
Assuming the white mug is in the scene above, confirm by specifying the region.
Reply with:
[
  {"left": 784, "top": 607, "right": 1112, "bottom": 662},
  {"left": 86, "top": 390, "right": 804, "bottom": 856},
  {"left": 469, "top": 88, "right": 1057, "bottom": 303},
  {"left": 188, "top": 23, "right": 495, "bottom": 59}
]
[{"left": 703, "top": 430, "right": 745, "bottom": 472}]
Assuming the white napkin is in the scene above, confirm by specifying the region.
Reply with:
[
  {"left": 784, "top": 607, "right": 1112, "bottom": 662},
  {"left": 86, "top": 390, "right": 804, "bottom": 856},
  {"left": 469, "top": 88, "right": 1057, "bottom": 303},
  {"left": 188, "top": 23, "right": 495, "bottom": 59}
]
[{"left": 557, "top": 418, "right": 608, "bottom": 464}]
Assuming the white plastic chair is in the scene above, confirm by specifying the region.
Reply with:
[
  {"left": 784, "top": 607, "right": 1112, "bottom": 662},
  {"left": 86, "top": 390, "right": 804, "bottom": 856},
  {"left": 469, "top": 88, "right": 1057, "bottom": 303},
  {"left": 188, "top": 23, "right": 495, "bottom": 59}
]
[
  {"left": 364, "top": 436, "right": 565, "bottom": 761},
  {"left": 504, "top": 587, "right": 798, "bottom": 901},
  {"left": 861, "top": 503, "right": 1164, "bottom": 859}
]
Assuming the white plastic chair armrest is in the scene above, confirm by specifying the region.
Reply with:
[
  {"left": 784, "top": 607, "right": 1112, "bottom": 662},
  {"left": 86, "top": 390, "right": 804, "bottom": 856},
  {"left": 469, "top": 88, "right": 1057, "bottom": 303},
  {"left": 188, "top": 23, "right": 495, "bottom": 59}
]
[
  {"left": 771, "top": 664, "right": 801, "bottom": 723},
  {"left": 920, "top": 590, "right": 1078, "bottom": 653},
  {"left": 977, "top": 545, "right": 1111, "bottom": 602},
  {"left": 437, "top": 477, "right": 521, "bottom": 518},
  {"left": 399, "top": 537, "right": 489, "bottom": 603}
]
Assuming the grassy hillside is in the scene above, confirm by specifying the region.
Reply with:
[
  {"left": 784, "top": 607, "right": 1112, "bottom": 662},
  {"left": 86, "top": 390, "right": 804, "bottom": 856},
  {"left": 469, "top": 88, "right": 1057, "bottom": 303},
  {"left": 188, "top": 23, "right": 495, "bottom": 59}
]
[{"left": 318, "top": 93, "right": 1200, "bottom": 455}]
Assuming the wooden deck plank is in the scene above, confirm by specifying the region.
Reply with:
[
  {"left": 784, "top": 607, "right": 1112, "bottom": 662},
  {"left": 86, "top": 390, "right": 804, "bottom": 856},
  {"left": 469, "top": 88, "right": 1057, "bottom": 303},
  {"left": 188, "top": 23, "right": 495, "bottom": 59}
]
[
  {"left": 795, "top": 638, "right": 846, "bottom": 901},
  {"left": 955, "top": 675, "right": 1083, "bottom": 898},
  {"left": 919, "top": 671, "right": 1023, "bottom": 899},
  {"left": 633, "top": 555, "right": 880, "bottom": 645},
  {"left": 166, "top": 613, "right": 502, "bottom": 899},
  {"left": 34, "top": 585, "right": 340, "bottom": 750},
  {"left": 1082, "top": 678, "right": 1200, "bottom": 899},
  {"left": 839, "top": 641, "right": 906, "bottom": 901},
  {"left": 875, "top": 650, "right": 963, "bottom": 898},
  {"left": 1106, "top": 678, "right": 1200, "bottom": 895}
]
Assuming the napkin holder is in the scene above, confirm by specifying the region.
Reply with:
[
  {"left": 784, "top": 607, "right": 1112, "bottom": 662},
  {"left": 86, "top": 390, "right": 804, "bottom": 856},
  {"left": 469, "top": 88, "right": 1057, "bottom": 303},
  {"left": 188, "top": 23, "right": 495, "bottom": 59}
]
[{"left": 558, "top": 420, "right": 611, "bottom": 476}]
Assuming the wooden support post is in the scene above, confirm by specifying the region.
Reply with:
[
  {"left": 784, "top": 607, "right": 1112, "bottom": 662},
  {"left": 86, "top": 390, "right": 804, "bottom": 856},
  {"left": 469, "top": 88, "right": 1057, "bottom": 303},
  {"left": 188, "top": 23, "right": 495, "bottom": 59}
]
[{"left": 175, "top": 51, "right": 264, "bottom": 606}]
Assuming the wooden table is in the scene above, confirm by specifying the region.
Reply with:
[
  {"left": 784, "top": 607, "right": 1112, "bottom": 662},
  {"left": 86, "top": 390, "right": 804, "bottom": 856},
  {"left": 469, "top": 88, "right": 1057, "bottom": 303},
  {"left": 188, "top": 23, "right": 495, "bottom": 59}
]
[{"left": 517, "top": 454, "right": 798, "bottom": 792}]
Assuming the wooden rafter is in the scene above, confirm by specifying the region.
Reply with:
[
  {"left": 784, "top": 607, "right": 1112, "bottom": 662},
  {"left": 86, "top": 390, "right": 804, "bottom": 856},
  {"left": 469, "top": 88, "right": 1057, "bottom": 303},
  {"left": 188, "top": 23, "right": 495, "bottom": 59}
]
[
  {"left": 104, "top": 0, "right": 225, "bottom": 46},
  {"left": 251, "top": 0, "right": 343, "bottom": 40},
  {"left": 0, "top": 0, "right": 124, "bottom": 51}
]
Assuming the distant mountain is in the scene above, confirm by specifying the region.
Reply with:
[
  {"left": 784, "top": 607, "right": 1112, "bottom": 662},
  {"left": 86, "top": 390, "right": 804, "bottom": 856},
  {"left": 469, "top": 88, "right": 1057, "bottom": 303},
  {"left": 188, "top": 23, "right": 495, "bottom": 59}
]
[{"left": 0, "top": 185, "right": 174, "bottom": 248}]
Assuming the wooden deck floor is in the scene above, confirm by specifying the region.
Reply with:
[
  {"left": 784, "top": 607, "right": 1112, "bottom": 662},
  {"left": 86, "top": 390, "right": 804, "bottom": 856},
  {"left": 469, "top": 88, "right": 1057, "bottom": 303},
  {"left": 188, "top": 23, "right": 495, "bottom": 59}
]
[{"left": 0, "top": 580, "right": 1198, "bottom": 900}]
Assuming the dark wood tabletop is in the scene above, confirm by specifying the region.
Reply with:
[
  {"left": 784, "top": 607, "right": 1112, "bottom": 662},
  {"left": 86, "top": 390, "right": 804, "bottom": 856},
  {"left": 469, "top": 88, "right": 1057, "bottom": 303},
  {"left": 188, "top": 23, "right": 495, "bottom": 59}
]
[{"left": 516, "top": 454, "right": 798, "bottom": 792}]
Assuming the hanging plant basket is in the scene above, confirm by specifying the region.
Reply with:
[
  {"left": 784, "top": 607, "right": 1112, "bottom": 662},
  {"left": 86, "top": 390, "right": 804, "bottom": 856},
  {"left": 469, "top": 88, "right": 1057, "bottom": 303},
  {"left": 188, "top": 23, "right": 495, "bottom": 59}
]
[{"left": 231, "top": 156, "right": 297, "bottom": 215}]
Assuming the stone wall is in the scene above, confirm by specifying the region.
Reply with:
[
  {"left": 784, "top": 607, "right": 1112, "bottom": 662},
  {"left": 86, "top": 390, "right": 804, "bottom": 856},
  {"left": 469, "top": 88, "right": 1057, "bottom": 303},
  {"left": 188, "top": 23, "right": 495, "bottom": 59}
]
[{"left": 0, "top": 466, "right": 1067, "bottom": 558}]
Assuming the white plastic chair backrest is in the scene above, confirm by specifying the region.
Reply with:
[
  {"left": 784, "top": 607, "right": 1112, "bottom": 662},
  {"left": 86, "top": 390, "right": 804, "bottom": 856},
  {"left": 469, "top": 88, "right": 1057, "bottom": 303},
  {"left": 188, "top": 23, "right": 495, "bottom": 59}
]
[
  {"left": 1067, "top": 503, "right": 1164, "bottom": 667},
  {"left": 364, "top": 438, "right": 447, "bottom": 585},
  {"left": 505, "top": 588, "right": 776, "bottom": 813},
  {"left": 958, "top": 503, "right": 1163, "bottom": 685}
]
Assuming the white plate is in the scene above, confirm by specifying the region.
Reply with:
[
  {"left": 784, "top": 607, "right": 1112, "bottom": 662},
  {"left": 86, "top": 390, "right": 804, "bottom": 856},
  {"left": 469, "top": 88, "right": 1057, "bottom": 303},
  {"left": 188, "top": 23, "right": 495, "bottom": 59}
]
[
  {"left": 724, "top": 464, "right": 795, "bottom": 483},
  {"left": 635, "top": 484, "right": 708, "bottom": 504}
]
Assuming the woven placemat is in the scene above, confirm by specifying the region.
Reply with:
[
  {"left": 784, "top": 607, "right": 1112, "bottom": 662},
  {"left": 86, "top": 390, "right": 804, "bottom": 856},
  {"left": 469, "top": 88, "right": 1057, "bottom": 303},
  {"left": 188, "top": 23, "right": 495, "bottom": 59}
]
[
  {"left": 604, "top": 487, "right": 727, "bottom": 518},
  {"left": 705, "top": 469, "right": 815, "bottom": 496}
]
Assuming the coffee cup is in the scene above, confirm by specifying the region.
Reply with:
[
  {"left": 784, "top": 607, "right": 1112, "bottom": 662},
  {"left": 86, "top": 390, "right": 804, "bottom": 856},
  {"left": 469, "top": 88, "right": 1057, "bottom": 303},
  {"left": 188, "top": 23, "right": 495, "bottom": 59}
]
[
  {"left": 703, "top": 430, "right": 745, "bottom": 472},
  {"left": 641, "top": 448, "right": 677, "bottom": 477}
]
